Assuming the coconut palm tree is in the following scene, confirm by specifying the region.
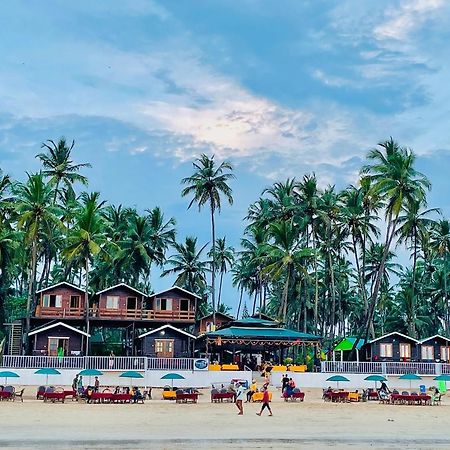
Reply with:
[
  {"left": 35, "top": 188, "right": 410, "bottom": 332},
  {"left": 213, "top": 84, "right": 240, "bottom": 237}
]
[
  {"left": 14, "top": 173, "right": 61, "bottom": 346},
  {"left": 181, "top": 154, "right": 234, "bottom": 325},
  {"left": 63, "top": 192, "right": 106, "bottom": 354},
  {"left": 37, "top": 138, "right": 91, "bottom": 203}
]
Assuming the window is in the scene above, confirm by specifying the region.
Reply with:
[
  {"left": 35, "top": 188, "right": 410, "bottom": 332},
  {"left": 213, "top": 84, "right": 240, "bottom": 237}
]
[
  {"left": 400, "top": 343, "right": 411, "bottom": 359},
  {"left": 180, "top": 299, "right": 189, "bottom": 311},
  {"left": 106, "top": 296, "right": 119, "bottom": 309},
  {"left": 42, "top": 294, "right": 62, "bottom": 308},
  {"left": 441, "top": 346, "right": 450, "bottom": 362},
  {"left": 380, "top": 343, "right": 393, "bottom": 358},
  {"left": 156, "top": 298, "right": 172, "bottom": 311},
  {"left": 421, "top": 345, "right": 434, "bottom": 360},
  {"left": 70, "top": 295, "right": 80, "bottom": 309},
  {"left": 155, "top": 339, "right": 174, "bottom": 356}
]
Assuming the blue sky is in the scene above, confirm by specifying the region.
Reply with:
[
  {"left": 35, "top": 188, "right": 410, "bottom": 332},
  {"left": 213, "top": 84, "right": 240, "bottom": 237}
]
[{"left": 1, "top": 0, "right": 450, "bottom": 311}]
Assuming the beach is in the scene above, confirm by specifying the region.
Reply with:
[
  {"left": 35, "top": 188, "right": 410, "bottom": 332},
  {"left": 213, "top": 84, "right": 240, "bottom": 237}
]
[{"left": 0, "top": 387, "right": 449, "bottom": 449}]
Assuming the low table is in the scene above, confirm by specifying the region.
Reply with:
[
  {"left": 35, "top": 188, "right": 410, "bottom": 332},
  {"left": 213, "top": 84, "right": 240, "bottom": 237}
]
[
  {"left": 211, "top": 392, "right": 235, "bottom": 403},
  {"left": 176, "top": 393, "right": 199, "bottom": 403}
]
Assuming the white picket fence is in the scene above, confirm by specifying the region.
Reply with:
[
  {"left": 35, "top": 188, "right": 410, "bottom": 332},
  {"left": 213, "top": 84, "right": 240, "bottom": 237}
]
[
  {"left": 321, "top": 361, "right": 450, "bottom": 375},
  {"left": 1, "top": 355, "right": 197, "bottom": 371}
]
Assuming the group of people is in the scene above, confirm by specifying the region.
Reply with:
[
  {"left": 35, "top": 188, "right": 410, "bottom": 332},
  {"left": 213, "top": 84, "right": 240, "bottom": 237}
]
[
  {"left": 72, "top": 374, "right": 100, "bottom": 395},
  {"left": 281, "top": 374, "right": 297, "bottom": 398},
  {"left": 234, "top": 381, "right": 273, "bottom": 416}
]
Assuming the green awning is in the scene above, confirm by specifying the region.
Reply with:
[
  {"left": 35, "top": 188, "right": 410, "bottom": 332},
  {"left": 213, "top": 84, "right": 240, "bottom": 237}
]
[
  {"left": 333, "top": 337, "right": 365, "bottom": 352},
  {"left": 206, "top": 326, "right": 321, "bottom": 341}
]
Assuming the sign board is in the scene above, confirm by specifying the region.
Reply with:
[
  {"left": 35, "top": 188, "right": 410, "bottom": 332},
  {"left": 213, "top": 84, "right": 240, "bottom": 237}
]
[{"left": 193, "top": 358, "right": 209, "bottom": 371}]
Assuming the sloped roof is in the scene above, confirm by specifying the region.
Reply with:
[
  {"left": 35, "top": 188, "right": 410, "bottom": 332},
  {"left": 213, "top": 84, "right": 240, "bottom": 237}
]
[
  {"left": 36, "top": 281, "right": 85, "bottom": 294},
  {"left": 198, "top": 312, "right": 234, "bottom": 321},
  {"left": 369, "top": 331, "right": 419, "bottom": 344},
  {"left": 151, "top": 286, "right": 201, "bottom": 299},
  {"left": 138, "top": 324, "right": 196, "bottom": 340},
  {"left": 29, "top": 321, "right": 90, "bottom": 337},
  {"left": 205, "top": 326, "right": 321, "bottom": 341},
  {"left": 420, "top": 334, "right": 450, "bottom": 344},
  {"left": 334, "top": 337, "right": 366, "bottom": 351},
  {"left": 230, "top": 317, "right": 279, "bottom": 327},
  {"left": 96, "top": 283, "right": 147, "bottom": 297}
]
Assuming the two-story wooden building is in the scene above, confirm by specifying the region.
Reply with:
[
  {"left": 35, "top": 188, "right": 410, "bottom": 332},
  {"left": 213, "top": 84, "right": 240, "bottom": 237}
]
[{"left": 24, "top": 282, "right": 200, "bottom": 357}]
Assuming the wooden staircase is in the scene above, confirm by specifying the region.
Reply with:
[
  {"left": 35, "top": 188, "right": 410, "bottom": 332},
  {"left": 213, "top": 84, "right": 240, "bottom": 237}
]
[{"left": 8, "top": 321, "right": 23, "bottom": 355}]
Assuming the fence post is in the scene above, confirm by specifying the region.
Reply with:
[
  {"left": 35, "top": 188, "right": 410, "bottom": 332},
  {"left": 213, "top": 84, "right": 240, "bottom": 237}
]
[{"left": 436, "top": 363, "right": 442, "bottom": 376}]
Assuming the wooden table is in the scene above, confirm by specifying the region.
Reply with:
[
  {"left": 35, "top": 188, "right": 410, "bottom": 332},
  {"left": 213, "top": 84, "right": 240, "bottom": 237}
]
[
  {"left": 390, "top": 394, "right": 431, "bottom": 405},
  {"left": 176, "top": 393, "right": 199, "bottom": 403},
  {"left": 211, "top": 392, "right": 235, "bottom": 403}
]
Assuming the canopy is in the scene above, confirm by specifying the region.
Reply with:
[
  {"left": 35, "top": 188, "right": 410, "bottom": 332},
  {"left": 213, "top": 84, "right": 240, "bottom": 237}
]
[
  {"left": 79, "top": 369, "right": 103, "bottom": 376},
  {"left": 0, "top": 370, "right": 19, "bottom": 383},
  {"left": 326, "top": 375, "right": 349, "bottom": 382},
  {"left": 161, "top": 373, "right": 185, "bottom": 380},
  {"left": 399, "top": 373, "right": 422, "bottom": 380},
  {"left": 364, "top": 375, "right": 387, "bottom": 382},
  {"left": 119, "top": 371, "right": 144, "bottom": 379},
  {"left": 334, "top": 337, "right": 365, "bottom": 352},
  {"left": 35, "top": 368, "right": 61, "bottom": 375},
  {"left": 433, "top": 374, "right": 450, "bottom": 381}
]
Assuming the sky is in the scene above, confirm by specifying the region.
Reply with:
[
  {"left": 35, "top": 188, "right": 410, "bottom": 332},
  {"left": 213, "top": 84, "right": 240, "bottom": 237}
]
[{"left": 1, "top": 0, "right": 450, "bottom": 312}]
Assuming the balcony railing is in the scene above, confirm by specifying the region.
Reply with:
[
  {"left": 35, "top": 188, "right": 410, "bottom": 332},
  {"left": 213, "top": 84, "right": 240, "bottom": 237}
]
[
  {"left": 1, "top": 355, "right": 200, "bottom": 371},
  {"left": 321, "top": 361, "right": 450, "bottom": 375},
  {"left": 35, "top": 305, "right": 84, "bottom": 318}
]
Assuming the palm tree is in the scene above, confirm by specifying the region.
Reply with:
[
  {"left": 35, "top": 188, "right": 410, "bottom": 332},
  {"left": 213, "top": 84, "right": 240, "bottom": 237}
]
[
  {"left": 37, "top": 138, "right": 91, "bottom": 203},
  {"left": 181, "top": 154, "right": 234, "bottom": 325},
  {"left": 14, "top": 173, "right": 61, "bottom": 346},
  {"left": 63, "top": 192, "right": 106, "bottom": 355},
  {"left": 162, "top": 236, "right": 209, "bottom": 296},
  {"left": 208, "top": 237, "right": 234, "bottom": 310},
  {"left": 361, "top": 138, "right": 430, "bottom": 339}
]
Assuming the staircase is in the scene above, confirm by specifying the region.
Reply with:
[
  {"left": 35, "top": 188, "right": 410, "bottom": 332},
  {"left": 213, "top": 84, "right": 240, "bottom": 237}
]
[{"left": 8, "top": 321, "right": 23, "bottom": 355}]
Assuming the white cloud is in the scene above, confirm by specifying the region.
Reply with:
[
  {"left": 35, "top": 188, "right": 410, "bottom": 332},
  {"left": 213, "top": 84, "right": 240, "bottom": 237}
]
[{"left": 374, "top": 0, "right": 444, "bottom": 41}]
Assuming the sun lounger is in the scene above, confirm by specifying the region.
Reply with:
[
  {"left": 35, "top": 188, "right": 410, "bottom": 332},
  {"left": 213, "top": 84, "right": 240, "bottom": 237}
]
[{"left": 36, "top": 386, "right": 46, "bottom": 400}]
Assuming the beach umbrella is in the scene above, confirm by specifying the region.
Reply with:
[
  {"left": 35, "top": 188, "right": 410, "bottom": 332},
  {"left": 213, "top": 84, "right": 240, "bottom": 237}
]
[
  {"left": 35, "top": 368, "right": 61, "bottom": 386},
  {"left": 119, "top": 370, "right": 144, "bottom": 386},
  {"left": 399, "top": 373, "right": 422, "bottom": 389},
  {"left": 161, "top": 373, "right": 185, "bottom": 389},
  {"left": 326, "top": 375, "right": 349, "bottom": 390},
  {"left": 0, "top": 370, "right": 19, "bottom": 385},
  {"left": 79, "top": 369, "right": 103, "bottom": 386},
  {"left": 364, "top": 374, "right": 387, "bottom": 389}
]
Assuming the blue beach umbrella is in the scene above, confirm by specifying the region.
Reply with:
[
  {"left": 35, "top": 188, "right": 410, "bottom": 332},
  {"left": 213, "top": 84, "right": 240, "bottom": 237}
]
[
  {"left": 119, "top": 370, "right": 144, "bottom": 386},
  {"left": 161, "top": 373, "right": 185, "bottom": 389},
  {"left": 326, "top": 375, "right": 349, "bottom": 389},
  {"left": 0, "top": 370, "right": 20, "bottom": 385},
  {"left": 35, "top": 368, "right": 61, "bottom": 386},
  {"left": 79, "top": 369, "right": 103, "bottom": 385}
]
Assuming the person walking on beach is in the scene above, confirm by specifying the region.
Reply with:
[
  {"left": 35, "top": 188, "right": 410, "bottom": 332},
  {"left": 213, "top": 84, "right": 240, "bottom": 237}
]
[
  {"left": 77, "top": 375, "right": 84, "bottom": 395},
  {"left": 281, "top": 374, "right": 289, "bottom": 393},
  {"left": 94, "top": 376, "right": 100, "bottom": 392},
  {"left": 72, "top": 374, "right": 79, "bottom": 392},
  {"left": 256, "top": 384, "right": 273, "bottom": 416},
  {"left": 235, "top": 382, "right": 246, "bottom": 415}
]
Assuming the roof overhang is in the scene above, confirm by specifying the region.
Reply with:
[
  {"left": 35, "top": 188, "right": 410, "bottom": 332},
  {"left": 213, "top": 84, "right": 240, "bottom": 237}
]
[
  {"left": 138, "top": 324, "right": 196, "bottom": 340},
  {"left": 420, "top": 334, "right": 450, "bottom": 344},
  {"left": 29, "top": 321, "right": 91, "bottom": 337},
  {"left": 369, "top": 332, "right": 419, "bottom": 344},
  {"left": 151, "top": 286, "right": 201, "bottom": 299},
  {"left": 36, "top": 282, "right": 85, "bottom": 295},
  {"left": 96, "top": 283, "right": 147, "bottom": 297}
]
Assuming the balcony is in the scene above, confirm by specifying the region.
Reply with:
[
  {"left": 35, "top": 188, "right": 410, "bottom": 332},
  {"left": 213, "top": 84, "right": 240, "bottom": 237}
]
[
  {"left": 34, "top": 305, "right": 84, "bottom": 319},
  {"left": 89, "top": 308, "right": 195, "bottom": 322}
]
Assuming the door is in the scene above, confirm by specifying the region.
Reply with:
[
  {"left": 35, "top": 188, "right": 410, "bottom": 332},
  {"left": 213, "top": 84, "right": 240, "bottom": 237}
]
[
  {"left": 155, "top": 339, "right": 174, "bottom": 358},
  {"left": 48, "top": 337, "right": 69, "bottom": 356}
]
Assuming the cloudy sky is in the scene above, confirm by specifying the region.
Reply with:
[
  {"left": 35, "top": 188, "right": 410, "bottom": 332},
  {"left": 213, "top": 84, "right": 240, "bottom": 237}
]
[{"left": 1, "top": 0, "right": 450, "bottom": 310}]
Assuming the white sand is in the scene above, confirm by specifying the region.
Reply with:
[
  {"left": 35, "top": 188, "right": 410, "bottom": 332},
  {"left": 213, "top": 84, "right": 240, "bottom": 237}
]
[{"left": 0, "top": 387, "right": 449, "bottom": 449}]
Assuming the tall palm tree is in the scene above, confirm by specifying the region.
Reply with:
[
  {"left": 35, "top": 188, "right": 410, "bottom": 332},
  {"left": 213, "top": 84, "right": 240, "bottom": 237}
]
[
  {"left": 37, "top": 138, "right": 91, "bottom": 203},
  {"left": 209, "top": 237, "right": 234, "bottom": 310},
  {"left": 162, "top": 236, "right": 209, "bottom": 296},
  {"left": 63, "top": 192, "right": 106, "bottom": 355},
  {"left": 14, "top": 173, "right": 61, "bottom": 347},
  {"left": 361, "top": 138, "right": 430, "bottom": 339},
  {"left": 181, "top": 154, "right": 234, "bottom": 325}
]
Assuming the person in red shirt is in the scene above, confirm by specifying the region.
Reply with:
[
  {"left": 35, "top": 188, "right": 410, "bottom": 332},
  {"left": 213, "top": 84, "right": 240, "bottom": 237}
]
[{"left": 256, "top": 384, "right": 273, "bottom": 416}]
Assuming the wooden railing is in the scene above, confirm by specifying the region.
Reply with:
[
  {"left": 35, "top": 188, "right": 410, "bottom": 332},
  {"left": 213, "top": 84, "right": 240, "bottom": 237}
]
[
  {"left": 35, "top": 305, "right": 84, "bottom": 318},
  {"left": 89, "top": 308, "right": 195, "bottom": 321},
  {"left": 321, "top": 361, "right": 450, "bottom": 375}
]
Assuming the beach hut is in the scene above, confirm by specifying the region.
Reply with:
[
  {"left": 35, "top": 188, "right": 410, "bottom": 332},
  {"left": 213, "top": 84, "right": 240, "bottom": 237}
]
[
  {"left": 419, "top": 335, "right": 450, "bottom": 362},
  {"left": 366, "top": 332, "right": 419, "bottom": 362},
  {"left": 333, "top": 337, "right": 365, "bottom": 363}
]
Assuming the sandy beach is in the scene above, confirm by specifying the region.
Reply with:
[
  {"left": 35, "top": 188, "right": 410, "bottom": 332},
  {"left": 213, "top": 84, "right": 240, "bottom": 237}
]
[{"left": 0, "top": 387, "right": 449, "bottom": 449}]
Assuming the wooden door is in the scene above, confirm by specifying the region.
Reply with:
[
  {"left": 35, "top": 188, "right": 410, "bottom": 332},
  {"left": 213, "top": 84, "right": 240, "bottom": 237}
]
[
  {"left": 155, "top": 339, "right": 174, "bottom": 358},
  {"left": 48, "top": 337, "right": 69, "bottom": 356}
]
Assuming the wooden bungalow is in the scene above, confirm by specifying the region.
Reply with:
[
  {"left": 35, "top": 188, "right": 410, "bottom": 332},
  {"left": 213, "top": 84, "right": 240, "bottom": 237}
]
[
  {"left": 366, "top": 332, "right": 419, "bottom": 362},
  {"left": 196, "top": 312, "right": 234, "bottom": 334},
  {"left": 137, "top": 324, "right": 196, "bottom": 358},
  {"left": 34, "top": 282, "right": 85, "bottom": 319},
  {"left": 419, "top": 335, "right": 450, "bottom": 362},
  {"left": 93, "top": 283, "right": 146, "bottom": 320},
  {"left": 28, "top": 321, "right": 90, "bottom": 356}
]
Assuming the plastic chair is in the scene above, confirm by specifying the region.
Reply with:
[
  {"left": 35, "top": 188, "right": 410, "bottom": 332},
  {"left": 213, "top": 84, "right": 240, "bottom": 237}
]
[{"left": 419, "top": 385, "right": 426, "bottom": 394}]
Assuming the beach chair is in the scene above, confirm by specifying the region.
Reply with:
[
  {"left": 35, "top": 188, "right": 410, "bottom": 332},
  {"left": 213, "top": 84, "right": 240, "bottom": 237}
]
[
  {"left": 432, "top": 393, "right": 442, "bottom": 405},
  {"left": 2, "top": 386, "right": 14, "bottom": 401},
  {"left": 36, "top": 386, "right": 46, "bottom": 400},
  {"left": 13, "top": 388, "right": 25, "bottom": 402}
]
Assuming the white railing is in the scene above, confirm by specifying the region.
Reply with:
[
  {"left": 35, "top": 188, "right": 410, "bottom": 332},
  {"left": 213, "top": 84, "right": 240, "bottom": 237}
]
[
  {"left": 147, "top": 357, "right": 194, "bottom": 371},
  {"left": 1, "top": 355, "right": 197, "bottom": 371},
  {"left": 321, "top": 361, "right": 450, "bottom": 375}
]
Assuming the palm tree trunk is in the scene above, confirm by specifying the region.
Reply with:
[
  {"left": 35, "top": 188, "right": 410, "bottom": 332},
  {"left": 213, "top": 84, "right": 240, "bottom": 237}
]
[
  {"left": 328, "top": 249, "right": 336, "bottom": 340},
  {"left": 236, "top": 288, "right": 243, "bottom": 319},
  {"left": 410, "top": 229, "right": 418, "bottom": 338},
  {"left": 25, "top": 239, "right": 38, "bottom": 354},
  {"left": 312, "top": 229, "right": 319, "bottom": 330},
  {"left": 85, "top": 256, "right": 90, "bottom": 356},
  {"left": 218, "top": 269, "right": 224, "bottom": 311},
  {"left": 210, "top": 203, "right": 216, "bottom": 327}
]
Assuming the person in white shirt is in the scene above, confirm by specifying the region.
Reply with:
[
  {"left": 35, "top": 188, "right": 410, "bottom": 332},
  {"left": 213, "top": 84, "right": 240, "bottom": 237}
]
[{"left": 235, "top": 382, "right": 246, "bottom": 415}]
